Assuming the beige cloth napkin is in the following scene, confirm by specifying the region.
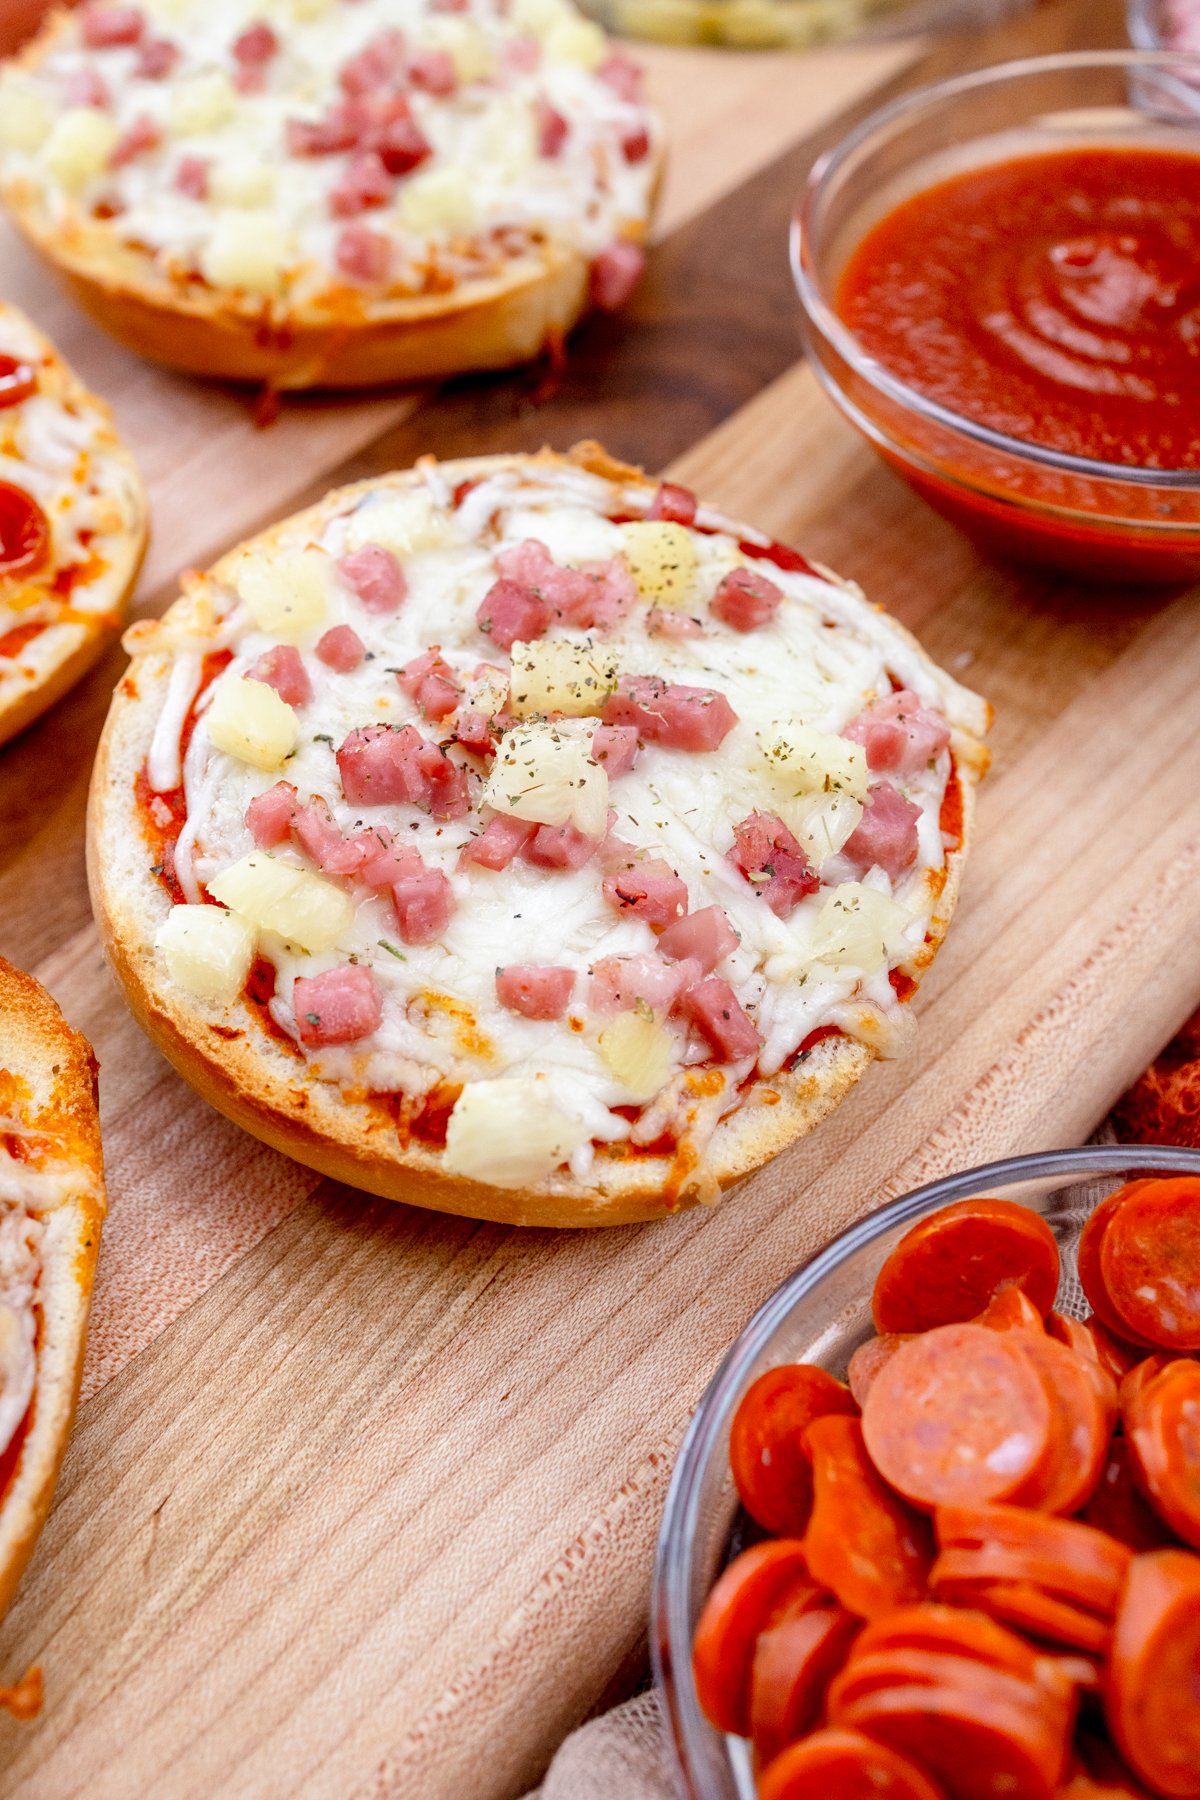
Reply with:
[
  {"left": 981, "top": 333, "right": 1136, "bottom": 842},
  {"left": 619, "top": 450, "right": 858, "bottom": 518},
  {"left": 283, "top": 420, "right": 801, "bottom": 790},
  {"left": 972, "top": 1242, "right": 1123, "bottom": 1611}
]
[{"left": 521, "top": 1690, "right": 676, "bottom": 1800}]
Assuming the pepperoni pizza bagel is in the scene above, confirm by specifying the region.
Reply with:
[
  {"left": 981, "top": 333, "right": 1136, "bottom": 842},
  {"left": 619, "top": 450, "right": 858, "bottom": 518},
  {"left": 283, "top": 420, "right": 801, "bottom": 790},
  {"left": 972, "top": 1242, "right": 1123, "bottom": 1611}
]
[
  {"left": 0, "top": 0, "right": 661, "bottom": 390},
  {"left": 88, "top": 443, "right": 989, "bottom": 1228},
  {"left": 0, "top": 300, "right": 147, "bottom": 749},
  {"left": 0, "top": 957, "right": 105, "bottom": 1620}
]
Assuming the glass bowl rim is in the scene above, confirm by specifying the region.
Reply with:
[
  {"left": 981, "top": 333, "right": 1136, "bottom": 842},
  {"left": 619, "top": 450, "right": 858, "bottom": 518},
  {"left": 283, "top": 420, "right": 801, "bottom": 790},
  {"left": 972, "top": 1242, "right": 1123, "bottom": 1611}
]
[
  {"left": 651, "top": 1141, "right": 1200, "bottom": 1798},
  {"left": 790, "top": 48, "right": 1200, "bottom": 494}
]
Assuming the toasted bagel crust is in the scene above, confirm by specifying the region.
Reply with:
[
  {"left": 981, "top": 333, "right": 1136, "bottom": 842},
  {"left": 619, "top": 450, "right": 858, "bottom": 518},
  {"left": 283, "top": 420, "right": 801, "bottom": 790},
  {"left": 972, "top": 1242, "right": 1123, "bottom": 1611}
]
[
  {"left": 88, "top": 448, "right": 987, "bottom": 1228},
  {"left": 0, "top": 958, "right": 104, "bottom": 1617}
]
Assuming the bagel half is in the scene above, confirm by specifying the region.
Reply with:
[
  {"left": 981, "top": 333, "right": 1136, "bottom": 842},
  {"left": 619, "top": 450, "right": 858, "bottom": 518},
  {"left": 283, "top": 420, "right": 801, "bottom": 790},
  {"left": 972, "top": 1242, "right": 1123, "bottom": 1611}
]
[
  {"left": 88, "top": 444, "right": 989, "bottom": 1228},
  {"left": 0, "top": 300, "right": 147, "bottom": 748},
  {"left": 0, "top": 957, "right": 105, "bottom": 1621},
  {"left": 1, "top": 4, "right": 662, "bottom": 391}
]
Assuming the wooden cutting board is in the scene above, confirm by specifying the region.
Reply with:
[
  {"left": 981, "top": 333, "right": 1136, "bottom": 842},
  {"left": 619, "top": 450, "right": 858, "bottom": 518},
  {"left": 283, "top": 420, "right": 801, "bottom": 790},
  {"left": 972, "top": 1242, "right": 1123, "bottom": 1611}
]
[{"left": 0, "top": 3, "right": 1177, "bottom": 1796}]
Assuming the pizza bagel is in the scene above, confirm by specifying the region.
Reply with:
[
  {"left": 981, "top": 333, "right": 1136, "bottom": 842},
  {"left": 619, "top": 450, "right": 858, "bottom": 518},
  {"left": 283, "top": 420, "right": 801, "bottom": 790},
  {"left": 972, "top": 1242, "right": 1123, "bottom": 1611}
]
[{"left": 88, "top": 443, "right": 990, "bottom": 1228}]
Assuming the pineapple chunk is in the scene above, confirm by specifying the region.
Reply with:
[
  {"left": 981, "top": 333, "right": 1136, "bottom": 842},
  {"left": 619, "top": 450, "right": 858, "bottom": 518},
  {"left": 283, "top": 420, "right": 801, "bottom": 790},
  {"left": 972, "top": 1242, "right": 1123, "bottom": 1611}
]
[
  {"left": 806, "top": 883, "right": 913, "bottom": 976},
  {"left": 157, "top": 904, "right": 256, "bottom": 1002},
  {"left": 598, "top": 1010, "right": 673, "bottom": 1103},
  {"left": 234, "top": 548, "right": 327, "bottom": 643},
  {"left": 209, "top": 158, "right": 276, "bottom": 209},
  {"left": 41, "top": 109, "right": 121, "bottom": 191},
  {"left": 205, "top": 674, "right": 298, "bottom": 771},
  {"left": 290, "top": 0, "right": 336, "bottom": 16},
  {"left": 0, "top": 80, "right": 54, "bottom": 153},
  {"left": 201, "top": 213, "right": 292, "bottom": 295},
  {"left": 443, "top": 1078, "right": 589, "bottom": 1187},
  {"left": 424, "top": 18, "right": 494, "bottom": 82},
  {"left": 478, "top": 101, "right": 535, "bottom": 182},
  {"left": 340, "top": 491, "right": 449, "bottom": 559},
  {"left": 757, "top": 722, "right": 869, "bottom": 803},
  {"left": 465, "top": 663, "right": 511, "bottom": 718},
  {"left": 544, "top": 15, "right": 607, "bottom": 67},
  {"left": 482, "top": 721, "right": 608, "bottom": 836},
  {"left": 209, "top": 854, "right": 354, "bottom": 954},
  {"left": 511, "top": 0, "right": 574, "bottom": 36},
  {"left": 619, "top": 522, "right": 698, "bottom": 609},
  {"left": 170, "top": 71, "right": 238, "bottom": 137},
  {"left": 400, "top": 167, "right": 476, "bottom": 235},
  {"left": 509, "top": 639, "right": 619, "bottom": 718},
  {"left": 613, "top": 0, "right": 703, "bottom": 40},
  {"left": 792, "top": 792, "right": 863, "bottom": 867}
]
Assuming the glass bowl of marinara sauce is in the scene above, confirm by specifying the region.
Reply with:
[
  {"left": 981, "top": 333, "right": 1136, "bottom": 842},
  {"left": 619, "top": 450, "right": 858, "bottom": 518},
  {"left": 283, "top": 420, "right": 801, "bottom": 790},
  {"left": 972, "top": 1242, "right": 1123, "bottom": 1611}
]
[
  {"left": 650, "top": 1142, "right": 1200, "bottom": 1799},
  {"left": 790, "top": 51, "right": 1200, "bottom": 584}
]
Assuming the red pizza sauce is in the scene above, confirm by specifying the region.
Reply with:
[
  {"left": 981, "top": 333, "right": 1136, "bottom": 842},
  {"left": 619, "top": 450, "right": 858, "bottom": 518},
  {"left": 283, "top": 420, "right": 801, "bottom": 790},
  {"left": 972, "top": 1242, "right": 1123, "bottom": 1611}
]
[{"left": 837, "top": 147, "right": 1200, "bottom": 471}]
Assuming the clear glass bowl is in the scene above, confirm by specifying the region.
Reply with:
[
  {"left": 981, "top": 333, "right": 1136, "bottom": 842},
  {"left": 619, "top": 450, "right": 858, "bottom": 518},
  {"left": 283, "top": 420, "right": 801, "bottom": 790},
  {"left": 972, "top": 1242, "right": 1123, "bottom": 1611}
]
[
  {"left": 790, "top": 51, "right": 1200, "bottom": 584},
  {"left": 651, "top": 1143, "right": 1200, "bottom": 1800}
]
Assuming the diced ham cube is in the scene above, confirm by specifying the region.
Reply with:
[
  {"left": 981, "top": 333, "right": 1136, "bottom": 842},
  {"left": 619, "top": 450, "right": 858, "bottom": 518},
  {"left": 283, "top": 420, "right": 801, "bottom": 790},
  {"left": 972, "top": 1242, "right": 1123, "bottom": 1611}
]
[
  {"left": 245, "top": 781, "right": 298, "bottom": 848},
  {"left": 710, "top": 566, "right": 783, "bottom": 633},
  {"left": 588, "top": 952, "right": 694, "bottom": 1015},
  {"left": 461, "top": 813, "right": 536, "bottom": 871},
  {"left": 657, "top": 904, "right": 738, "bottom": 974},
  {"left": 502, "top": 35, "right": 540, "bottom": 73},
  {"left": 476, "top": 577, "right": 552, "bottom": 652},
  {"left": 646, "top": 482, "right": 696, "bottom": 526},
  {"left": 65, "top": 68, "right": 110, "bottom": 108},
  {"left": 649, "top": 610, "right": 702, "bottom": 640},
  {"left": 397, "top": 649, "right": 461, "bottom": 722},
  {"left": 454, "top": 710, "right": 500, "bottom": 760},
  {"left": 286, "top": 100, "right": 367, "bottom": 158},
  {"left": 371, "top": 110, "right": 432, "bottom": 175},
  {"left": 537, "top": 96, "right": 568, "bottom": 157},
  {"left": 522, "top": 822, "right": 600, "bottom": 871},
  {"left": 109, "top": 114, "right": 161, "bottom": 167},
  {"left": 431, "top": 0, "right": 469, "bottom": 12},
  {"left": 843, "top": 782, "right": 921, "bottom": 880},
  {"left": 337, "top": 723, "right": 430, "bottom": 806},
  {"left": 494, "top": 539, "right": 634, "bottom": 632},
  {"left": 589, "top": 724, "right": 638, "bottom": 778},
  {"left": 330, "top": 151, "right": 393, "bottom": 217},
  {"left": 233, "top": 21, "right": 278, "bottom": 63},
  {"left": 681, "top": 978, "right": 760, "bottom": 1061},
  {"left": 81, "top": 4, "right": 144, "bottom": 47},
  {"left": 337, "top": 543, "right": 406, "bottom": 614},
  {"left": 175, "top": 155, "right": 208, "bottom": 199},
  {"left": 415, "top": 740, "right": 470, "bottom": 820},
  {"left": 336, "top": 224, "right": 392, "bottom": 283},
  {"left": 602, "top": 676, "right": 738, "bottom": 753},
  {"left": 408, "top": 48, "right": 457, "bottom": 95},
  {"left": 842, "top": 688, "right": 952, "bottom": 776},
  {"left": 602, "top": 857, "right": 688, "bottom": 929},
  {"left": 496, "top": 965, "right": 575, "bottom": 1021},
  {"left": 358, "top": 830, "right": 403, "bottom": 887},
  {"left": 591, "top": 242, "right": 645, "bottom": 312},
  {"left": 728, "top": 811, "right": 818, "bottom": 918},
  {"left": 134, "top": 38, "right": 178, "bottom": 78},
  {"left": 315, "top": 625, "right": 365, "bottom": 671},
  {"left": 339, "top": 28, "right": 405, "bottom": 95},
  {"left": 234, "top": 64, "right": 265, "bottom": 94},
  {"left": 621, "top": 127, "right": 649, "bottom": 164},
  {"left": 391, "top": 862, "right": 454, "bottom": 944},
  {"left": 596, "top": 51, "right": 643, "bottom": 101},
  {"left": 292, "top": 800, "right": 365, "bottom": 876},
  {"left": 250, "top": 645, "right": 312, "bottom": 707},
  {"left": 295, "top": 964, "right": 382, "bottom": 1047}
]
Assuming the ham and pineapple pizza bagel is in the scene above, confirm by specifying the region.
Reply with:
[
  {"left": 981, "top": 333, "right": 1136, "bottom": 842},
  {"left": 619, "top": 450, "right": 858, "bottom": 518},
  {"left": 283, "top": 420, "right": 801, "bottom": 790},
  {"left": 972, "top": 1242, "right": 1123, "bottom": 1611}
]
[
  {"left": 88, "top": 443, "right": 989, "bottom": 1228},
  {"left": 0, "top": 299, "right": 147, "bottom": 749},
  {"left": 0, "top": 0, "right": 661, "bottom": 390},
  {"left": 0, "top": 957, "right": 104, "bottom": 1621}
]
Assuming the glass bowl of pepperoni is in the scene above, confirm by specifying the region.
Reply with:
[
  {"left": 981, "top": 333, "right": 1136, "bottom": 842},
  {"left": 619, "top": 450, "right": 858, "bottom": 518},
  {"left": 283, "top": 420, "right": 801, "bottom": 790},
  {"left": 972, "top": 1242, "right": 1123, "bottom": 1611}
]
[
  {"left": 790, "top": 51, "right": 1200, "bottom": 584},
  {"left": 652, "top": 1144, "right": 1200, "bottom": 1800}
]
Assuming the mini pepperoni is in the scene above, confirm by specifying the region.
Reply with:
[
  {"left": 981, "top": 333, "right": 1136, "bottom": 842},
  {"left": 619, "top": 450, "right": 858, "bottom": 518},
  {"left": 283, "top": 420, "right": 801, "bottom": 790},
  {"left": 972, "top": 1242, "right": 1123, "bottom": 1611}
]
[
  {"left": 729, "top": 1364, "right": 859, "bottom": 1535},
  {"left": 831, "top": 1680, "right": 1071, "bottom": 1800},
  {"left": 750, "top": 1600, "right": 861, "bottom": 1766},
  {"left": 802, "top": 1415, "right": 932, "bottom": 1619},
  {"left": 872, "top": 1198, "right": 1060, "bottom": 1335},
  {"left": 0, "top": 356, "right": 36, "bottom": 408},
  {"left": 849, "top": 1601, "right": 1039, "bottom": 1681},
  {"left": 1106, "top": 1547, "right": 1200, "bottom": 1798},
  {"left": 757, "top": 1728, "right": 950, "bottom": 1800},
  {"left": 1078, "top": 1187, "right": 1160, "bottom": 1351},
  {"left": 1082, "top": 1437, "right": 1181, "bottom": 1553},
  {"left": 1099, "top": 1178, "right": 1200, "bottom": 1351},
  {"left": 1008, "top": 1335, "right": 1108, "bottom": 1514},
  {"left": 973, "top": 1287, "right": 1046, "bottom": 1332},
  {"left": 862, "top": 1324, "right": 1053, "bottom": 1511},
  {"left": 848, "top": 1334, "right": 913, "bottom": 1407},
  {"left": 691, "top": 1538, "right": 811, "bottom": 1735},
  {"left": 0, "top": 482, "right": 50, "bottom": 577},
  {"left": 1122, "top": 1358, "right": 1200, "bottom": 1549}
]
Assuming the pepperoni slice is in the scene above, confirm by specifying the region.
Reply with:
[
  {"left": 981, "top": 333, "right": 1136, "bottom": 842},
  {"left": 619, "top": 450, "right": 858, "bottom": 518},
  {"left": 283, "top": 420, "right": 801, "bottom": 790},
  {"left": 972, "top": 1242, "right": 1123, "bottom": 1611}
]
[
  {"left": 1082, "top": 1436, "right": 1182, "bottom": 1553},
  {"left": 1008, "top": 1334, "right": 1108, "bottom": 1514},
  {"left": 973, "top": 1287, "right": 1045, "bottom": 1332},
  {"left": 757, "top": 1728, "right": 949, "bottom": 1800},
  {"left": 848, "top": 1334, "right": 912, "bottom": 1406},
  {"left": 933, "top": 1505, "right": 1131, "bottom": 1617},
  {"left": 1078, "top": 1186, "right": 1161, "bottom": 1351},
  {"left": 0, "top": 356, "right": 37, "bottom": 408},
  {"left": 729, "top": 1364, "right": 859, "bottom": 1535},
  {"left": 1118, "top": 1352, "right": 1191, "bottom": 1414},
  {"left": 831, "top": 1681, "right": 1071, "bottom": 1800},
  {"left": 801, "top": 1415, "right": 933, "bottom": 1619},
  {"left": 828, "top": 1645, "right": 1050, "bottom": 1719},
  {"left": 862, "top": 1323, "right": 1053, "bottom": 1511},
  {"left": 0, "top": 482, "right": 50, "bottom": 578},
  {"left": 1085, "top": 1315, "right": 1147, "bottom": 1385},
  {"left": 1106, "top": 1547, "right": 1200, "bottom": 1798},
  {"left": 1122, "top": 1358, "right": 1200, "bottom": 1549},
  {"left": 1045, "top": 1314, "right": 1119, "bottom": 1432},
  {"left": 1099, "top": 1178, "right": 1200, "bottom": 1351},
  {"left": 849, "top": 1601, "right": 1039, "bottom": 1680},
  {"left": 951, "top": 1580, "right": 1112, "bottom": 1654},
  {"left": 750, "top": 1600, "right": 861, "bottom": 1766},
  {"left": 872, "top": 1198, "right": 1060, "bottom": 1334},
  {"left": 691, "top": 1538, "right": 811, "bottom": 1735}
]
